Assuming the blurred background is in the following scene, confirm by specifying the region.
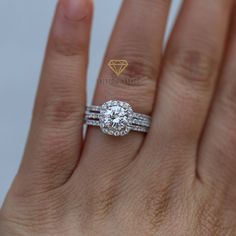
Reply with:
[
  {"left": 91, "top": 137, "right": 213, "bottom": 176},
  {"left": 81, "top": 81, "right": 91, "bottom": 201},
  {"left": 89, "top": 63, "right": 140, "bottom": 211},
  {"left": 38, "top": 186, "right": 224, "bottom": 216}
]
[{"left": 0, "top": 0, "right": 182, "bottom": 205}]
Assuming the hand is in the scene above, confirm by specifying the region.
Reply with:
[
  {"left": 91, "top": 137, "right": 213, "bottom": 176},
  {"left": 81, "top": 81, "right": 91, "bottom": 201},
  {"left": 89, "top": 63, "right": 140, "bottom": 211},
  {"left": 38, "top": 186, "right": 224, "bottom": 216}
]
[{"left": 1, "top": 0, "right": 236, "bottom": 235}]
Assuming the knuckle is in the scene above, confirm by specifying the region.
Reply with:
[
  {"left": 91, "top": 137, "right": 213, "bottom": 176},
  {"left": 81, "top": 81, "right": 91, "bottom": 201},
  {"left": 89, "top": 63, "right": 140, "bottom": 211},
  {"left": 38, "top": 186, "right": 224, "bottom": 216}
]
[
  {"left": 51, "top": 31, "right": 87, "bottom": 57},
  {"left": 102, "top": 55, "right": 157, "bottom": 113},
  {"left": 54, "top": 40, "right": 86, "bottom": 57},
  {"left": 88, "top": 181, "right": 122, "bottom": 221},
  {"left": 42, "top": 98, "right": 83, "bottom": 125},
  {"left": 142, "top": 182, "right": 172, "bottom": 229},
  {"left": 166, "top": 47, "right": 218, "bottom": 89},
  {"left": 35, "top": 90, "right": 84, "bottom": 126},
  {"left": 196, "top": 198, "right": 225, "bottom": 235},
  {"left": 117, "top": 56, "right": 156, "bottom": 84},
  {"left": 93, "top": 188, "right": 120, "bottom": 220}
]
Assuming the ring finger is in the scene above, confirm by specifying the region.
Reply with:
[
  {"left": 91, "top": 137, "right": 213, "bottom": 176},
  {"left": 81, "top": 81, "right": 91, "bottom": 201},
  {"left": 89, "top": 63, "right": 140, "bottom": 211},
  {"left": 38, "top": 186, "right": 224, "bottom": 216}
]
[{"left": 79, "top": 0, "right": 171, "bottom": 174}]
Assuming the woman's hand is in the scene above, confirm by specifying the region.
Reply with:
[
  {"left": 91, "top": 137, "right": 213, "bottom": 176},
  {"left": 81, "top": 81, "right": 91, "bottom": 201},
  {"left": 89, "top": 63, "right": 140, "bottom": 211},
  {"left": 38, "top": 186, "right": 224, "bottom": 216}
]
[{"left": 1, "top": 0, "right": 236, "bottom": 235}]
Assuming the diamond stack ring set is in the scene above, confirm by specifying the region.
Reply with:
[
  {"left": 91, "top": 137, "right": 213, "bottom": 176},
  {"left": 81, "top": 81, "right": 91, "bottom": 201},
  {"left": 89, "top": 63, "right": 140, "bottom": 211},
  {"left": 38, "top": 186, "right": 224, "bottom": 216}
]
[{"left": 85, "top": 100, "right": 151, "bottom": 136}]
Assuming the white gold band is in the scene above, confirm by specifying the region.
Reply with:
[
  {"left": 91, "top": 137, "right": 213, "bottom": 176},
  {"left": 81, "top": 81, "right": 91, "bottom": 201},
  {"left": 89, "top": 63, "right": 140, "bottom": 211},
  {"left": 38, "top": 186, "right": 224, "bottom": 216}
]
[{"left": 84, "top": 101, "right": 151, "bottom": 136}]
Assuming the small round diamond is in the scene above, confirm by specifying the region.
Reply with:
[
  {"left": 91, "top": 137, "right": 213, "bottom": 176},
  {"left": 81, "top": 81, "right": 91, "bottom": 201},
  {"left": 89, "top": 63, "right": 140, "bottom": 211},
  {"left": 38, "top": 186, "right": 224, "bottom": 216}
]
[{"left": 100, "top": 100, "right": 133, "bottom": 136}]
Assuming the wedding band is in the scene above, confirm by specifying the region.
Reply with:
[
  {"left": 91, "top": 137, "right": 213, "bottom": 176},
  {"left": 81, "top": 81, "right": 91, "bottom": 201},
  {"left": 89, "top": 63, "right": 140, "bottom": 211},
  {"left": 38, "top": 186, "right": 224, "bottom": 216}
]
[{"left": 85, "top": 100, "right": 151, "bottom": 136}]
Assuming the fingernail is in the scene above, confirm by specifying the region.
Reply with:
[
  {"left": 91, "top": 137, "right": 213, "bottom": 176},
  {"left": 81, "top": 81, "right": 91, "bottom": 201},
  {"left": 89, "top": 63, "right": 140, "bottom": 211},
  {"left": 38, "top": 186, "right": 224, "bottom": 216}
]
[{"left": 60, "top": 0, "right": 90, "bottom": 21}]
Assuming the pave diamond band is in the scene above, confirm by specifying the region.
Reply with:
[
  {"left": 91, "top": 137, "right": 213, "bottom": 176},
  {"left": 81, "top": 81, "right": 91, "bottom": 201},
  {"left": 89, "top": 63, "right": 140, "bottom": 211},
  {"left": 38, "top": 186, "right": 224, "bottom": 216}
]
[{"left": 84, "top": 100, "right": 151, "bottom": 136}]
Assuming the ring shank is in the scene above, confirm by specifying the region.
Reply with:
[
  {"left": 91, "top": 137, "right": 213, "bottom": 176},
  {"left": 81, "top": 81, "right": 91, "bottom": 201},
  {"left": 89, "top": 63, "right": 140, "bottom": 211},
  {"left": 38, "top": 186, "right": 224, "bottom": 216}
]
[{"left": 85, "top": 104, "right": 151, "bottom": 134}]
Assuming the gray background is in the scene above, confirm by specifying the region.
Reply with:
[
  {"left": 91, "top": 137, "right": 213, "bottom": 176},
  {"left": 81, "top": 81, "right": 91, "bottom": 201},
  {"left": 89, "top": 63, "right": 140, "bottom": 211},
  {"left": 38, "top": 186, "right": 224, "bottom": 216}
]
[{"left": 0, "top": 0, "right": 182, "bottom": 205}]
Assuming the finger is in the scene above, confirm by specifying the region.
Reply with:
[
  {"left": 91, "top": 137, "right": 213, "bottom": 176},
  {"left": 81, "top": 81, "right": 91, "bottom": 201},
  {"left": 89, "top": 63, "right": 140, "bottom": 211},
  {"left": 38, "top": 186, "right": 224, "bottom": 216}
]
[
  {"left": 198, "top": 6, "right": 236, "bottom": 189},
  {"left": 141, "top": 0, "right": 233, "bottom": 177},
  {"left": 79, "top": 0, "right": 171, "bottom": 176},
  {"left": 13, "top": 0, "right": 93, "bottom": 194}
]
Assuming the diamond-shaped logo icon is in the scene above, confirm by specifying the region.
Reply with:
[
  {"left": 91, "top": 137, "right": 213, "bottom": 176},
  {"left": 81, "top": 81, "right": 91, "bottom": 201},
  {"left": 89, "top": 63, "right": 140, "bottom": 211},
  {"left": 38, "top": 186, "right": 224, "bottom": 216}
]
[{"left": 108, "top": 60, "right": 128, "bottom": 76}]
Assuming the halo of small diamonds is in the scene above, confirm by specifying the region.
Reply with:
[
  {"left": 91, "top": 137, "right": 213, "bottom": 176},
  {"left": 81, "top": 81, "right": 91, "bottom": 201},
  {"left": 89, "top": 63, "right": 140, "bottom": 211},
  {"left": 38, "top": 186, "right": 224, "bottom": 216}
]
[
  {"left": 99, "top": 100, "right": 133, "bottom": 136},
  {"left": 85, "top": 100, "right": 151, "bottom": 136}
]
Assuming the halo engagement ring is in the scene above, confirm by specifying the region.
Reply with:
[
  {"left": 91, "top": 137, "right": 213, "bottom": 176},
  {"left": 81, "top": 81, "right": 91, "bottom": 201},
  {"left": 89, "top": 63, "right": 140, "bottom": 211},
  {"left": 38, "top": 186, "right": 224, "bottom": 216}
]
[{"left": 85, "top": 100, "right": 151, "bottom": 136}]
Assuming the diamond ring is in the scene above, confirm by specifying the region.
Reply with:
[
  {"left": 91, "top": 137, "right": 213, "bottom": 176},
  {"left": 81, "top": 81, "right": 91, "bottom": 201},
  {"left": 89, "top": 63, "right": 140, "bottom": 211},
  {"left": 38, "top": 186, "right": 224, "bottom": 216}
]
[{"left": 85, "top": 100, "right": 151, "bottom": 136}]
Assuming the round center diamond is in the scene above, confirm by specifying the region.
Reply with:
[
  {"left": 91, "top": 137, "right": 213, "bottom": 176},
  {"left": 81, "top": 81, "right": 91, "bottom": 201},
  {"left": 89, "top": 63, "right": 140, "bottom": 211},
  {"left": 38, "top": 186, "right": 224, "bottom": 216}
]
[{"left": 100, "top": 101, "right": 133, "bottom": 136}]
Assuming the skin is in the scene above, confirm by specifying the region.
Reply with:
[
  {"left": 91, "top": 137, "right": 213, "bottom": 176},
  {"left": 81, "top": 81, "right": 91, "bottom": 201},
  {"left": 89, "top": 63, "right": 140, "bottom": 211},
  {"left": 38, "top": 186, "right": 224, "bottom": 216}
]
[{"left": 1, "top": 0, "right": 236, "bottom": 235}]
